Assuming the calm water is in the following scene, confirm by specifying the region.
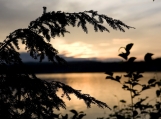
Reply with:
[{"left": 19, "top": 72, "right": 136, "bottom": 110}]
[{"left": 37, "top": 72, "right": 161, "bottom": 119}]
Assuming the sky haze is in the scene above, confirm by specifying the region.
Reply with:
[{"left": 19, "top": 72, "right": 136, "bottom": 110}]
[{"left": 0, "top": 0, "right": 161, "bottom": 61}]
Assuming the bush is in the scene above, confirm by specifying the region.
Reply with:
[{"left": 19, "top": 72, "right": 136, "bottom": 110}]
[{"left": 105, "top": 43, "right": 161, "bottom": 119}]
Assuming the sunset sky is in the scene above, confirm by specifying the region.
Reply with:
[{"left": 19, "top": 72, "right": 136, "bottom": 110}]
[{"left": 0, "top": 0, "right": 161, "bottom": 61}]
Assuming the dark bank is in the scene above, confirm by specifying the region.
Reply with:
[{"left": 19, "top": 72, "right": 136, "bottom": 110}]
[{"left": 24, "top": 57, "right": 161, "bottom": 73}]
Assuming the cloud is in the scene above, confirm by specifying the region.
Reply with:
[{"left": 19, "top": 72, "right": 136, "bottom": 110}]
[
  {"left": 98, "top": 43, "right": 110, "bottom": 47},
  {"left": 1, "top": 0, "right": 161, "bottom": 61},
  {"left": 112, "top": 39, "right": 132, "bottom": 45},
  {"left": 50, "top": 38, "right": 99, "bottom": 58}
]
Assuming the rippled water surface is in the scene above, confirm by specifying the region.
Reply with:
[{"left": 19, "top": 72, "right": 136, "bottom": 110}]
[{"left": 37, "top": 72, "right": 161, "bottom": 119}]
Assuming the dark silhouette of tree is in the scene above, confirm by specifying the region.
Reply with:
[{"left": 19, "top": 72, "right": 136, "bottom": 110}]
[{"left": 0, "top": 8, "right": 134, "bottom": 119}]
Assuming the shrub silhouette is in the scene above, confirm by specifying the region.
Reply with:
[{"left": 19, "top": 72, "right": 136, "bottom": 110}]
[
  {"left": 105, "top": 43, "right": 161, "bottom": 119},
  {"left": 0, "top": 8, "right": 134, "bottom": 119}
]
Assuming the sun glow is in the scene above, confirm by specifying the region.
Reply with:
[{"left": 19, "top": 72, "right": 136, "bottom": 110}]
[
  {"left": 18, "top": 37, "right": 160, "bottom": 61},
  {"left": 50, "top": 38, "right": 100, "bottom": 58}
]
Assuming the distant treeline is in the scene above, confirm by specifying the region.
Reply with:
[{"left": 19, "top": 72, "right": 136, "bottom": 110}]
[{"left": 23, "top": 58, "right": 161, "bottom": 73}]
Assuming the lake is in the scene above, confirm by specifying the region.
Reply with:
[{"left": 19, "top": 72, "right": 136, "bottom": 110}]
[{"left": 36, "top": 72, "right": 161, "bottom": 119}]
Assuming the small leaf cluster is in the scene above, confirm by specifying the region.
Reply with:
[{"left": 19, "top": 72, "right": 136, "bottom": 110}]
[{"left": 50, "top": 109, "right": 86, "bottom": 119}]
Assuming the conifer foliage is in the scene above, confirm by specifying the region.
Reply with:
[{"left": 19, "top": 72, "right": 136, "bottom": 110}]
[{"left": 0, "top": 8, "right": 133, "bottom": 119}]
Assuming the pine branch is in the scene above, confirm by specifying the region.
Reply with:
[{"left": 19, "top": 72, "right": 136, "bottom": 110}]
[
  {"left": 0, "top": 9, "right": 133, "bottom": 118},
  {"left": 1, "top": 10, "right": 134, "bottom": 64}
]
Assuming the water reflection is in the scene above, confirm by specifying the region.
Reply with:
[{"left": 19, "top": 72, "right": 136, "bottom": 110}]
[{"left": 37, "top": 72, "right": 161, "bottom": 119}]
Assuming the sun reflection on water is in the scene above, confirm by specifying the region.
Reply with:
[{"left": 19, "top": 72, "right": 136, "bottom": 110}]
[{"left": 37, "top": 72, "right": 161, "bottom": 119}]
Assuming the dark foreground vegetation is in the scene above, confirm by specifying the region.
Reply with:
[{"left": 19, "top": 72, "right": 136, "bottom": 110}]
[
  {"left": 1, "top": 1, "right": 159, "bottom": 118},
  {"left": 102, "top": 43, "right": 161, "bottom": 119},
  {"left": 23, "top": 58, "right": 161, "bottom": 73},
  {"left": 0, "top": 8, "right": 133, "bottom": 119}
]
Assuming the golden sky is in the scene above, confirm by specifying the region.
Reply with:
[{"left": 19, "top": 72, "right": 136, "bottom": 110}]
[{"left": 0, "top": 0, "right": 161, "bottom": 61}]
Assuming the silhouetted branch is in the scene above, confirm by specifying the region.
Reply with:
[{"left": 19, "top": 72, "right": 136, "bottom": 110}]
[{"left": 0, "top": 9, "right": 132, "bottom": 118}]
